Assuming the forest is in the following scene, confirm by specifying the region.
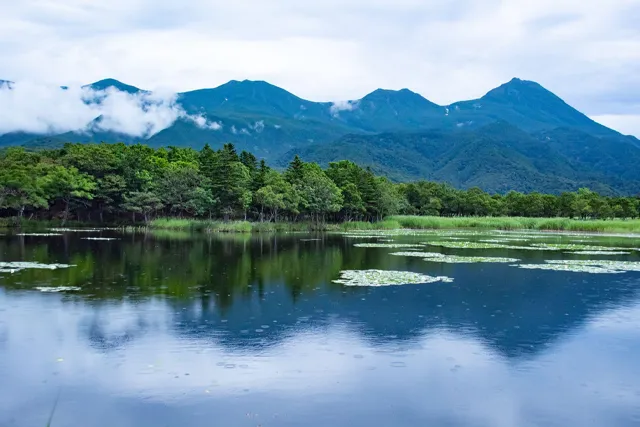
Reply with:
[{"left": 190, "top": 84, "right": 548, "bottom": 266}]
[{"left": 1, "top": 142, "right": 639, "bottom": 225}]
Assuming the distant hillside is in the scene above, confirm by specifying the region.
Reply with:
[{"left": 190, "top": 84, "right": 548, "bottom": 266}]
[
  {"left": 283, "top": 122, "right": 640, "bottom": 195},
  {"left": 2, "top": 76, "right": 639, "bottom": 194}
]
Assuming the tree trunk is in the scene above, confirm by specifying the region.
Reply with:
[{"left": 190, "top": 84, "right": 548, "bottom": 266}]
[{"left": 62, "top": 198, "right": 70, "bottom": 226}]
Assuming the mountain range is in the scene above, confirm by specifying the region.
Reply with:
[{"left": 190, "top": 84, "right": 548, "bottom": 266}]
[{"left": 1, "top": 77, "right": 639, "bottom": 194}]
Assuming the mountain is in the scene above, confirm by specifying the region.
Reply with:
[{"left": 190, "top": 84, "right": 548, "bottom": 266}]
[
  {"left": 2, "top": 76, "right": 639, "bottom": 193},
  {"left": 284, "top": 122, "right": 640, "bottom": 194},
  {"left": 447, "top": 78, "right": 618, "bottom": 136},
  {"left": 83, "top": 78, "right": 143, "bottom": 94}
]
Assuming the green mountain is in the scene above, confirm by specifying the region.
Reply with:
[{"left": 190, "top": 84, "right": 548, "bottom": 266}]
[
  {"left": 83, "top": 78, "right": 143, "bottom": 94},
  {"left": 284, "top": 122, "right": 640, "bottom": 194},
  {"left": 1, "top": 76, "right": 639, "bottom": 193}
]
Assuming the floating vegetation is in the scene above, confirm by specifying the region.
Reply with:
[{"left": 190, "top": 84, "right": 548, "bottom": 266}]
[
  {"left": 389, "top": 251, "right": 519, "bottom": 263},
  {"left": 530, "top": 243, "right": 638, "bottom": 251},
  {"left": 547, "top": 260, "right": 640, "bottom": 272},
  {"left": 354, "top": 243, "right": 424, "bottom": 248},
  {"left": 332, "top": 269, "right": 453, "bottom": 287},
  {"left": 81, "top": 237, "right": 119, "bottom": 241},
  {"left": 0, "top": 261, "right": 75, "bottom": 274},
  {"left": 423, "top": 255, "right": 520, "bottom": 264},
  {"left": 390, "top": 251, "right": 444, "bottom": 258},
  {"left": 35, "top": 286, "right": 82, "bottom": 292},
  {"left": 479, "top": 238, "right": 528, "bottom": 243},
  {"left": 511, "top": 263, "right": 622, "bottom": 274},
  {"left": 421, "top": 241, "right": 558, "bottom": 251},
  {"left": 16, "top": 233, "right": 63, "bottom": 237},
  {"left": 49, "top": 228, "right": 102, "bottom": 232},
  {"left": 511, "top": 259, "right": 640, "bottom": 274},
  {"left": 566, "top": 251, "right": 631, "bottom": 255}
]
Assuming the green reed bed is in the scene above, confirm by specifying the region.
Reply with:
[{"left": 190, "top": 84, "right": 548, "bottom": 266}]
[{"left": 388, "top": 216, "right": 640, "bottom": 233}]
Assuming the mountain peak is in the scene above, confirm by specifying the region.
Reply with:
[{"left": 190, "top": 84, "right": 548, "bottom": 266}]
[
  {"left": 481, "top": 78, "right": 552, "bottom": 103},
  {"left": 362, "top": 88, "right": 439, "bottom": 108},
  {"left": 84, "top": 78, "right": 142, "bottom": 94}
]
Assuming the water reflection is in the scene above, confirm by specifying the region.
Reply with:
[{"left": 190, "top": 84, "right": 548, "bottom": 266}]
[{"left": 1, "top": 231, "right": 640, "bottom": 426}]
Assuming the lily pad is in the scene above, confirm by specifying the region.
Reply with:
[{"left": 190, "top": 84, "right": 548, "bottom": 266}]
[
  {"left": 81, "top": 237, "right": 119, "bottom": 241},
  {"left": 390, "top": 251, "right": 518, "bottom": 263},
  {"left": 49, "top": 228, "right": 102, "bottom": 232},
  {"left": 0, "top": 261, "right": 76, "bottom": 274},
  {"left": 511, "top": 263, "right": 622, "bottom": 274},
  {"left": 422, "top": 242, "right": 558, "bottom": 251},
  {"left": 354, "top": 243, "right": 424, "bottom": 248},
  {"left": 35, "top": 286, "right": 82, "bottom": 292},
  {"left": 16, "top": 233, "right": 63, "bottom": 237},
  {"left": 565, "top": 251, "right": 631, "bottom": 255},
  {"left": 332, "top": 269, "right": 453, "bottom": 286},
  {"left": 530, "top": 243, "right": 637, "bottom": 251},
  {"left": 511, "top": 259, "right": 640, "bottom": 274}
]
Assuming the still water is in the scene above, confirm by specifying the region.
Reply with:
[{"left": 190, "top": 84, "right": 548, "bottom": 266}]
[{"left": 1, "top": 230, "right": 640, "bottom": 426}]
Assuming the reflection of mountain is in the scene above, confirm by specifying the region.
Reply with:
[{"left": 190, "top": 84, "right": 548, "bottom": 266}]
[{"left": 1, "top": 232, "right": 639, "bottom": 359}]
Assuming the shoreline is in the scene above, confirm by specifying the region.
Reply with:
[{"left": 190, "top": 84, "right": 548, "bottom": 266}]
[{"left": 3, "top": 216, "right": 640, "bottom": 235}]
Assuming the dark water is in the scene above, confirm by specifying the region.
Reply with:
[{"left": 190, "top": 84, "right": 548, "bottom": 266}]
[{"left": 1, "top": 231, "right": 640, "bottom": 427}]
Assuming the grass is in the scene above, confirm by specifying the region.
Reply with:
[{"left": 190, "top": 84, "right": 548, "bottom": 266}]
[
  {"left": 4, "top": 215, "right": 640, "bottom": 234},
  {"left": 388, "top": 216, "right": 640, "bottom": 233}
]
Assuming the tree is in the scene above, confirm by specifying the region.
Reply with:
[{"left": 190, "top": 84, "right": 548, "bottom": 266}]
[
  {"left": 297, "top": 164, "right": 343, "bottom": 223},
  {"left": 40, "top": 165, "right": 96, "bottom": 224},
  {"left": 121, "top": 191, "right": 164, "bottom": 223}
]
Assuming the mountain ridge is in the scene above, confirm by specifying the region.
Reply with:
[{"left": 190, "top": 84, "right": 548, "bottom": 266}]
[{"left": 1, "top": 76, "right": 639, "bottom": 194}]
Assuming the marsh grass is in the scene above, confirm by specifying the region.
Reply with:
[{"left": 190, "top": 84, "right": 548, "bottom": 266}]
[{"left": 388, "top": 216, "right": 640, "bottom": 233}]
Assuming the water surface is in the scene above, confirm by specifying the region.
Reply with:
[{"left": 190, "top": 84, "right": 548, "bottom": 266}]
[{"left": 1, "top": 230, "right": 640, "bottom": 426}]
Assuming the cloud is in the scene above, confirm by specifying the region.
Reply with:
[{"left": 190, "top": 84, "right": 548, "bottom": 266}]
[
  {"left": 0, "top": 1, "right": 639, "bottom": 135},
  {"left": 249, "top": 120, "right": 265, "bottom": 133},
  {"left": 188, "top": 114, "right": 223, "bottom": 130},
  {"left": 0, "top": 82, "right": 221, "bottom": 137},
  {"left": 329, "top": 100, "right": 359, "bottom": 117}
]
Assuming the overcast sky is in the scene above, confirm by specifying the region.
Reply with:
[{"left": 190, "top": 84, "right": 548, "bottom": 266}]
[{"left": 1, "top": 0, "right": 639, "bottom": 136}]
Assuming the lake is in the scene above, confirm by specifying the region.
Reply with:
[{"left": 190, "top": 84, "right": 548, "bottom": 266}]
[{"left": 1, "top": 229, "right": 640, "bottom": 427}]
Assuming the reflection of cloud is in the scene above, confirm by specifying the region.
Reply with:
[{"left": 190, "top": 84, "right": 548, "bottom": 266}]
[{"left": 1, "top": 291, "right": 640, "bottom": 427}]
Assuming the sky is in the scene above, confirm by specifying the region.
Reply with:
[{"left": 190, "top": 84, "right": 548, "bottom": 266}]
[{"left": 1, "top": 0, "right": 639, "bottom": 136}]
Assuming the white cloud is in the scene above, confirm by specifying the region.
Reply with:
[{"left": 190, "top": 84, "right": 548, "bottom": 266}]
[
  {"left": 330, "top": 100, "right": 359, "bottom": 117},
  {"left": 0, "top": 1, "right": 639, "bottom": 135},
  {"left": 249, "top": 120, "right": 265, "bottom": 133},
  {"left": 189, "top": 114, "right": 223, "bottom": 131},
  {"left": 0, "top": 82, "right": 221, "bottom": 137}
]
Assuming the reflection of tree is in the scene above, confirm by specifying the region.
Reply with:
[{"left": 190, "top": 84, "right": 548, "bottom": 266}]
[{"left": 2, "top": 233, "right": 639, "bottom": 359}]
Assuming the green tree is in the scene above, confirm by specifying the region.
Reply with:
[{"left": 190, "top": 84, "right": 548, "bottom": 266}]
[
  {"left": 40, "top": 165, "right": 96, "bottom": 224},
  {"left": 121, "top": 191, "right": 164, "bottom": 223}
]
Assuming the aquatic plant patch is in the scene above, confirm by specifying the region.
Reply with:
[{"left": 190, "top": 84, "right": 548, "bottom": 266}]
[
  {"left": 530, "top": 243, "right": 638, "bottom": 251},
  {"left": 332, "top": 269, "right": 453, "bottom": 287},
  {"left": 0, "top": 261, "right": 75, "bottom": 274},
  {"left": 354, "top": 243, "right": 424, "bottom": 248},
  {"left": 390, "top": 251, "right": 518, "bottom": 263},
  {"left": 35, "top": 286, "right": 82, "bottom": 292},
  {"left": 546, "top": 260, "right": 640, "bottom": 272},
  {"left": 81, "top": 237, "right": 119, "bottom": 241},
  {"left": 421, "top": 242, "right": 558, "bottom": 251},
  {"left": 422, "top": 255, "right": 520, "bottom": 264},
  {"left": 16, "top": 233, "right": 63, "bottom": 237},
  {"left": 565, "top": 251, "right": 631, "bottom": 255},
  {"left": 49, "top": 228, "right": 103, "bottom": 232},
  {"left": 511, "top": 259, "right": 640, "bottom": 274},
  {"left": 511, "top": 263, "right": 623, "bottom": 274}
]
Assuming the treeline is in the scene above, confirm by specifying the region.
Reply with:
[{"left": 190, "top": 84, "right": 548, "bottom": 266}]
[{"left": 0, "top": 142, "right": 639, "bottom": 224}]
